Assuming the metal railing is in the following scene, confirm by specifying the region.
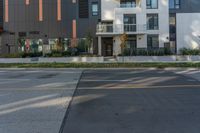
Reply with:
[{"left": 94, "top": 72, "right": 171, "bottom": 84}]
[
  {"left": 120, "top": 3, "right": 136, "bottom": 8},
  {"left": 96, "top": 24, "right": 146, "bottom": 34}
]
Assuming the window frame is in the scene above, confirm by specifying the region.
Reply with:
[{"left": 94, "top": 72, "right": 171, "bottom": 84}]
[
  {"left": 147, "top": 14, "right": 159, "bottom": 30},
  {"left": 146, "top": 0, "right": 158, "bottom": 9},
  {"left": 147, "top": 35, "right": 159, "bottom": 49},
  {"left": 91, "top": 2, "right": 99, "bottom": 16},
  {"left": 169, "top": 0, "right": 180, "bottom": 9}
]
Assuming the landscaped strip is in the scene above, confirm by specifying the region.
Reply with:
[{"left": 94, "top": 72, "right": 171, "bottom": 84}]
[{"left": 0, "top": 62, "right": 200, "bottom": 68}]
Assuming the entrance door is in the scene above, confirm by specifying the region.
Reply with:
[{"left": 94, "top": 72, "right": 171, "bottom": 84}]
[
  {"left": 102, "top": 37, "right": 113, "bottom": 56},
  {"left": 106, "top": 44, "right": 113, "bottom": 56}
]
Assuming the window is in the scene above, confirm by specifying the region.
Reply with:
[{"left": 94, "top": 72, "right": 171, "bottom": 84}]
[
  {"left": 147, "top": 14, "right": 159, "bottom": 30},
  {"left": 120, "top": 0, "right": 136, "bottom": 8},
  {"left": 92, "top": 2, "right": 98, "bottom": 16},
  {"left": 79, "top": 0, "right": 89, "bottom": 18},
  {"left": 146, "top": 0, "right": 158, "bottom": 9},
  {"left": 18, "top": 32, "right": 27, "bottom": 37},
  {"left": 169, "top": 14, "right": 176, "bottom": 41},
  {"left": 124, "top": 14, "right": 136, "bottom": 32},
  {"left": 169, "top": 0, "right": 180, "bottom": 9},
  {"left": 147, "top": 35, "right": 159, "bottom": 49}
]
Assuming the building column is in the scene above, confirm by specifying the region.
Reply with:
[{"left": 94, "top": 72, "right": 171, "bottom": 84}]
[{"left": 98, "top": 36, "right": 102, "bottom": 56}]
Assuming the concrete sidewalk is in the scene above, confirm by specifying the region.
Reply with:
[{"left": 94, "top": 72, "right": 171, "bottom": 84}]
[{"left": 0, "top": 69, "right": 82, "bottom": 133}]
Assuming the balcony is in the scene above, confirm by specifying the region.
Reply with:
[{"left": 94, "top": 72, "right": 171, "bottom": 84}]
[
  {"left": 120, "top": 3, "right": 136, "bottom": 8},
  {"left": 119, "top": 0, "right": 141, "bottom": 8},
  {"left": 96, "top": 24, "right": 146, "bottom": 35}
]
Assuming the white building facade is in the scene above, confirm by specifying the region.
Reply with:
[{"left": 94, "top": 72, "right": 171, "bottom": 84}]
[{"left": 97, "top": 0, "right": 170, "bottom": 56}]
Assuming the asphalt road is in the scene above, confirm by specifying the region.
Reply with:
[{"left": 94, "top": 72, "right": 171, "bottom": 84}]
[
  {"left": 62, "top": 69, "right": 200, "bottom": 133},
  {"left": 0, "top": 69, "right": 82, "bottom": 133}
]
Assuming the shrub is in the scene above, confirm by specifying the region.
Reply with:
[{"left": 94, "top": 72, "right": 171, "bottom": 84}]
[
  {"left": 179, "top": 48, "right": 200, "bottom": 55},
  {"left": 21, "top": 52, "right": 43, "bottom": 58},
  {"left": 0, "top": 53, "right": 23, "bottom": 58}
]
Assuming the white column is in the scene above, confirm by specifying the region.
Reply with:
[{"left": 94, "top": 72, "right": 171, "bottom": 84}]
[{"left": 98, "top": 36, "right": 102, "bottom": 56}]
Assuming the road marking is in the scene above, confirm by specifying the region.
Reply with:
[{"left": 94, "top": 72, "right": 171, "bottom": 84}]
[
  {"left": 78, "top": 84, "right": 200, "bottom": 89},
  {"left": 81, "top": 79, "right": 133, "bottom": 82}
]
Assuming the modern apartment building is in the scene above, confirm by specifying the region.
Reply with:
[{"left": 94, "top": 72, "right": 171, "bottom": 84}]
[
  {"left": 0, "top": 0, "right": 200, "bottom": 56},
  {"left": 0, "top": 0, "right": 3, "bottom": 53},
  {"left": 97, "top": 0, "right": 169, "bottom": 56},
  {"left": 169, "top": 0, "right": 200, "bottom": 53},
  {"left": 1, "top": 0, "right": 100, "bottom": 54}
]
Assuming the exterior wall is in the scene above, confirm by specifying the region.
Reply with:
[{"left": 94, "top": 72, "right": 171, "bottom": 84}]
[
  {"left": 0, "top": 36, "right": 2, "bottom": 53},
  {"left": 146, "top": 0, "right": 169, "bottom": 48},
  {"left": 101, "top": 0, "right": 119, "bottom": 21},
  {"left": 0, "top": 0, "right": 2, "bottom": 28},
  {"left": 170, "top": 0, "right": 200, "bottom": 13},
  {"left": 176, "top": 13, "right": 200, "bottom": 52},
  {"left": 113, "top": 36, "right": 121, "bottom": 56},
  {"left": 137, "top": 35, "right": 147, "bottom": 48},
  {"left": 1, "top": 0, "right": 101, "bottom": 54},
  {"left": 0, "top": 0, "right": 2, "bottom": 54},
  {"left": 100, "top": 0, "right": 169, "bottom": 54}
]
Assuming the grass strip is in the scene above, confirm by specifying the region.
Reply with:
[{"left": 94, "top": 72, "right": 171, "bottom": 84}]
[{"left": 0, "top": 62, "right": 200, "bottom": 68}]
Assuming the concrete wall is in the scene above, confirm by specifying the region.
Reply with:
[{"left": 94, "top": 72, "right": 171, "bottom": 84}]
[
  {"left": 1, "top": 56, "right": 200, "bottom": 63},
  {"left": 176, "top": 13, "right": 200, "bottom": 52},
  {"left": 0, "top": 57, "right": 104, "bottom": 63},
  {"left": 113, "top": 36, "right": 121, "bottom": 56},
  {"left": 117, "top": 56, "right": 200, "bottom": 62}
]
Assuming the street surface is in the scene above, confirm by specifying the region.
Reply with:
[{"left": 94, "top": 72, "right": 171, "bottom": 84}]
[{"left": 62, "top": 69, "right": 200, "bottom": 133}]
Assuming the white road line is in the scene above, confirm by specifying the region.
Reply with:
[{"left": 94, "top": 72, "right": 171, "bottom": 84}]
[
  {"left": 81, "top": 79, "right": 133, "bottom": 82},
  {"left": 78, "top": 84, "right": 200, "bottom": 89}
]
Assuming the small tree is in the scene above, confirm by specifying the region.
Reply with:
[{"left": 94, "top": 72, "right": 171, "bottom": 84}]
[
  {"left": 85, "top": 31, "right": 93, "bottom": 54},
  {"left": 120, "top": 33, "right": 128, "bottom": 56}
]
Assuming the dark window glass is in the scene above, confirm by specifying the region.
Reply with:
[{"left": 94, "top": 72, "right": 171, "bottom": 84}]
[
  {"left": 120, "top": 0, "right": 136, "bottom": 8},
  {"left": 169, "top": 14, "right": 176, "bottom": 41},
  {"left": 18, "top": 32, "right": 27, "bottom": 37},
  {"left": 92, "top": 2, "right": 98, "bottom": 16},
  {"left": 29, "top": 31, "right": 40, "bottom": 35},
  {"left": 169, "top": 0, "right": 180, "bottom": 9},
  {"left": 147, "top": 35, "right": 159, "bottom": 49},
  {"left": 123, "top": 14, "right": 136, "bottom": 32},
  {"left": 79, "top": 0, "right": 89, "bottom": 18},
  {"left": 146, "top": 0, "right": 158, "bottom": 9},
  {"left": 147, "top": 14, "right": 159, "bottom": 30}
]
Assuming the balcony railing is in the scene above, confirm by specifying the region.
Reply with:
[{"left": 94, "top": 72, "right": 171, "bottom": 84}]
[
  {"left": 120, "top": 3, "right": 136, "bottom": 8},
  {"left": 96, "top": 24, "right": 146, "bottom": 35}
]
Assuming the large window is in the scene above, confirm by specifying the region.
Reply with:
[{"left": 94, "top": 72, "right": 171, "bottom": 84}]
[
  {"left": 146, "top": 0, "right": 158, "bottom": 9},
  {"left": 147, "top": 14, "right": 159, "bottom": 30},
  {"left": 169, "top": 0, "right": 180, "bottom": 9},
  {"left": 91, "top": 2, "right": 98, "bottom": 16},
  {"left": 147, "top": 35, "right": 159, "bottom": 49},
  {"left": 123, "top": 14, "right": 136, "bottom": 32},
  {"left": 79, "top": 0, "right": 89, "bottom": 18}
]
